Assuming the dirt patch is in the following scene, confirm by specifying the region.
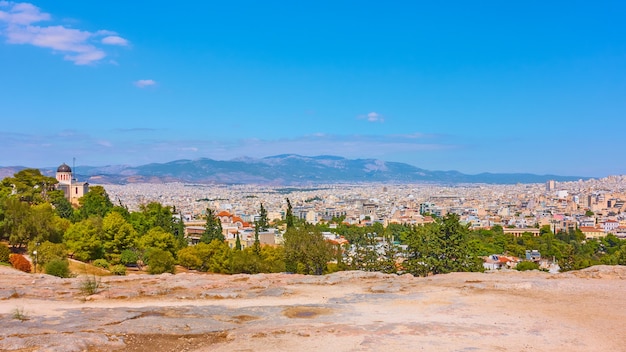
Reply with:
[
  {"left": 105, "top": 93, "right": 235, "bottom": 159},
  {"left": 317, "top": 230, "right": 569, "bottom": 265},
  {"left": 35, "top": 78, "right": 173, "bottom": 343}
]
[
  {"left": 283, "top": 306, "right": 332, "bottom": 319},
  {"left": 88, "top": 332, "right": 230, "bottom": 352}
]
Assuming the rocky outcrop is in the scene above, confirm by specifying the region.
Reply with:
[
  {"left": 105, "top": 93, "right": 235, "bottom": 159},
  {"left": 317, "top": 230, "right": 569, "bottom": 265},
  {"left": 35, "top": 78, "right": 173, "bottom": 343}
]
[{"left": 1, "top": 266, "right": 624, "bottom": 351}]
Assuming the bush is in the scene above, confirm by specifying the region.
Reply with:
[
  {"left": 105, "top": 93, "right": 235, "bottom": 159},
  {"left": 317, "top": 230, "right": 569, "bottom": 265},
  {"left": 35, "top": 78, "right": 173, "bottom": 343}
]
[
  {"left": 45, "top": 259, "right": 71, "bottom": 278},
  {"left": 32, "top": 242, "right": 67, "bottom": 268},
  {"left": 0, "top": 243, "right": 10, "bottom": 263},
  {"left": 110, "top": 264, "right": 127, "bottom": 276},
  {"left": 120, "top": 249, "right": 139, "bottom": 266},
  {"left": 92, "top": 259, "right": 109, "bottom": 269},
  {"left": 80, "top": 275, "right": 101, "bottom": 296},
  {"left": 9, "top": 254, "right": 31, "bottom": 273},
  {"left": 177, "top": 246, "right": 202, "bottom": 270},
  {"left": 146, "top": 248, "right": 176, "bottom": 275},
  {"left": 516, "top": 261, "right": 540, "bottom": 271}
]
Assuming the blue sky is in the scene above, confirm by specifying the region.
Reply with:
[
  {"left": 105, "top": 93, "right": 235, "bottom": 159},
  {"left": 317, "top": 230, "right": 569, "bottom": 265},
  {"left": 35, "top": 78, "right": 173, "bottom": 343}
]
[{"left": 1, "top": 1, "right": 625, "bottom": 177}]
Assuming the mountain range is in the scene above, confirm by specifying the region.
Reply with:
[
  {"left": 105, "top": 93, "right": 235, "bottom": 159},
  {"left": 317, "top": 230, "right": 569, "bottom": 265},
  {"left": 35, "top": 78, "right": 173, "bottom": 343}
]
[{"left": 1, "top": 154, "right": 587, "bottom": 185}]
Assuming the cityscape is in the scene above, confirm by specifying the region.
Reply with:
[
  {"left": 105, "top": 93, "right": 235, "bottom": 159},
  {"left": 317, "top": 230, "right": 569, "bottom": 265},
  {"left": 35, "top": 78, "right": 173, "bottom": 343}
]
[
  {"left": 2, "top": 1, "right": 625, "bottom": 350},
  {"left": 104, "top": 174, "right": 626, "bottom": 239}
]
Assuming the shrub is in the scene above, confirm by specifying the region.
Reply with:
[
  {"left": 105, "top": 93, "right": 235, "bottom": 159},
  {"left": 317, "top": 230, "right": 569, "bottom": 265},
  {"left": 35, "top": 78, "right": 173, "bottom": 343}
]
[
  {"left": 45, "top": 259, "right": 71, "bottom": 278},
  {"left": 110, "top": 264, "right": 127, "bottom": 276},
  {"left": 92, "top": 259, "right": 109, "bottom": 269},
  {"left": 32, "top": 242, "right": 67, "bottom": 268},
  {"left": 0, "top": 243, "right": 10, "bottom": 263},
  {"left": 146, "top": 248, "right": 176, "bottom": 275},
  {"left": 516, "top": 261, "right": 540, "bottom": 271},
  {"left": 177, "top": 246, "right": 202, "bottom": 270},
  {"left": 9, "top": 254, "right": 31, "bottom": 273},
  {"left": 120, "top": 249, "right": 139, "bottom": 266},
  {"left": 12, "top": 307, "right": 28, "bottom": 321},
  {"left": 79, "top": 275, "right": 101, "bottom": 296}
]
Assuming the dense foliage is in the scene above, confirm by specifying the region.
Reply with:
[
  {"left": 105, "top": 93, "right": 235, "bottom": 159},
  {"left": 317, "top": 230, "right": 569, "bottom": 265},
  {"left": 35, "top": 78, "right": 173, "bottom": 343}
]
[
  {"left": 0, "top": 243, "right": 10, "bottom": 263},
  {"left": 45, "top": 259, "right": 71, "bottom": 278},
  {"left": 1, "top": 169, "right": 625, "bottom": 277}
]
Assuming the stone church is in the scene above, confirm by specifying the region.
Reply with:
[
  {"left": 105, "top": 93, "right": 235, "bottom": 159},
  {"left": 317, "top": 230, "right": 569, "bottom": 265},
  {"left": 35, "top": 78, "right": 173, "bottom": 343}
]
[{"left": 55, "top": 163, "right": 89, "bottom": 204}]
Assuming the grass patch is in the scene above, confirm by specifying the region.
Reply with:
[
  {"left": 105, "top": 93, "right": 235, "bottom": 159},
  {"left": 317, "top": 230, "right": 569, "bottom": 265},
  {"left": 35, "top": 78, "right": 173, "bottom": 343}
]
[
  {"left": 80, "top": 275, "right": 102, "bottom": 296},
  {"left": 12, "top": 307, "right": 28, "bottom": 321}
]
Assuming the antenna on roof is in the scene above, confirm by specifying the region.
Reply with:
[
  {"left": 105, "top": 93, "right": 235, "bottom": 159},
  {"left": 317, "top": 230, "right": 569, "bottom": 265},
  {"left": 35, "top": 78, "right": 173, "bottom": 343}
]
[{"left": 73, "top": 157, "right": 76, "bottom": 181}]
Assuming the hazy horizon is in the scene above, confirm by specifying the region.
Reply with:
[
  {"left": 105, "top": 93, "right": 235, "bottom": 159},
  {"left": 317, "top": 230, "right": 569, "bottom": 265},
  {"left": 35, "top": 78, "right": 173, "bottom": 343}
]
[{"left": 1, "top": 2, "right": 625, "bottom": 177}]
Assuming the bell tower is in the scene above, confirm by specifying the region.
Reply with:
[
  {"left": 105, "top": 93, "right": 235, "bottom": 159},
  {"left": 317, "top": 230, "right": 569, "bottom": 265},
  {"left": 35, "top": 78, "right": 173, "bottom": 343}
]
[{"left": 56, "top": 163, "right": 72, "bottom": 185}]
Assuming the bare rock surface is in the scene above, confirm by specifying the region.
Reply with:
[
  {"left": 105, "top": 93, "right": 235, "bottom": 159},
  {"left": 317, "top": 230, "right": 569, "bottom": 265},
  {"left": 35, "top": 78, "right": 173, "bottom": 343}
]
[{"left": 1, "top": 265, "right": 625, "bottom": 351}]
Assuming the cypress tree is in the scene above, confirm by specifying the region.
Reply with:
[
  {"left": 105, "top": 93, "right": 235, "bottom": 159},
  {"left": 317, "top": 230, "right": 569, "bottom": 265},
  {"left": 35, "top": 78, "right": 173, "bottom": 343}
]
[
  {"left": 285, "top": 198, "right": 294, "bottom": 229},
  {"left": 235, "top": 233, "right": 242, "bottom": 251}
]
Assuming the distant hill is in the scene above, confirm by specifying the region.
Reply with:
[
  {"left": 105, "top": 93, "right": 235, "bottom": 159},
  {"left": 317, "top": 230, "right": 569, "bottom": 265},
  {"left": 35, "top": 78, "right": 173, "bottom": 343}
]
[{"left": 1, "top": 155, "right": 588, "bottom": 185}]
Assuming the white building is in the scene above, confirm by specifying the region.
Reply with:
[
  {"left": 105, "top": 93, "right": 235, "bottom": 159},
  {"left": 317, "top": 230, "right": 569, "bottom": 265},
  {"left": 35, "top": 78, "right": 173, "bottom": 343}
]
[{"left": 55, "top": 163, "right": 89, "bottom": 204}]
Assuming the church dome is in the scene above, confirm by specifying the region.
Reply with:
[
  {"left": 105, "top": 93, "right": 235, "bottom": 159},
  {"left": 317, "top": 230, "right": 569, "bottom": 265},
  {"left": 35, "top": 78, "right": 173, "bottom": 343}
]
[{"left": 57, "top": 163, "right": 72, "bottom": 173}]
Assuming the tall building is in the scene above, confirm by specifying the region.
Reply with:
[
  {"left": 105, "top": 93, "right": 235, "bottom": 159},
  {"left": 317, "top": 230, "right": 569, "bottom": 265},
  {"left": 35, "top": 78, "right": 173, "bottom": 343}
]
[
  {"left": 55, "top": 163, "right": 89, "bottom": 204},
  {"left": 546, "top": 180, "right": 556, "bottom": 192}
]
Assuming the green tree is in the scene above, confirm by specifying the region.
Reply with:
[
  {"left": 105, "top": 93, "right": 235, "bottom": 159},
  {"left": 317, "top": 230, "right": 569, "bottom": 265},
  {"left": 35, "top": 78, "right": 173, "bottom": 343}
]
[
  {"left": 45, "top": 259, "right": 71, "bottom": 278},
  {"left": 516, "top": 261, "right": 540, "bottom": 271},
  {"left": 29, "top": 203, "right": 65, "bottom": 243},
  {"left": 618, "top": 249, "right": 626, "bottom": 265},
  {"left": 257, "top": 203, "right": 269, "bottom": 231},
  {"left": 0, "top": 242, "right": 10, "bottom": 263},
  {"left": 120, "top": 249, "right": 139, "bottom": 266},
  {"left": 30, "top": 241, "right": 67, "bottom": 269},
  {"left": 138, "top": 227, "right": 178, "bottom": 257},
  {"left": 235, "top": 233, "right": 242, "bottom": 251},
  {"left": 180, "top": 240, "right": 232, "bottom": 273},
  {"left": 102, "top": 211, "right": 139, "bottom": 260},
  {"left": 201, "top": 208, "right": 224, "bottom": 244},
  {"left": 177, "top": 246, "right": 203, "bottom": 270},
  {"left": 0, "top": 197, "right": 33, "bottom": 248},
  {"left": 132, "top": 202, "right": 177, "bottom": 234},
  {"left": 146, "top": 248, "right": 176, "bottom": 274},
  {"left": 404, "top": 213, "right": 483, "bottom": 277},
  {"left": 283, "top": 224, "right": 332, "bottom": 275},
  {"left": 285, "top": 198, "right": 294, "bottom": 229},
  {"left": 172, "top": 211, "right": 187, "bottom": 249},
  {"left": 252, "top": 225, "right": 261, "bottom": 255},
  {"left": 64, "top": 217, "right": 104, "bottom": 262},
  {"left": 50, "top": 191, "right": 74, "bottom": 219},
  {"left": 75, "top": 186, "right": 113, "bottom": 220},
  {"left": 0, "top": 168, "right": 59, "bottom": 204}
]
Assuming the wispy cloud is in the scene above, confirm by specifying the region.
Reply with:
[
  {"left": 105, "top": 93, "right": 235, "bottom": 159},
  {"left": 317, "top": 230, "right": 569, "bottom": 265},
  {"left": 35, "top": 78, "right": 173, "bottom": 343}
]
[
  {"left": 134, "top": 79, "right": 157, "bottom": 88},
  {"left": 101, "top": 35, "right": 128, "bottom": 46},
  {"left": 179, "top": 147, "right": 198, "bottom": 152},
  {"left": 113, "top": 128, "right": 158, "bottom": 133},
  {"left": 358, "top": 112, "right": 385, "bottom": 123},
  {"left": 0, "top": 1, "right": 129, "bottom": 65}
]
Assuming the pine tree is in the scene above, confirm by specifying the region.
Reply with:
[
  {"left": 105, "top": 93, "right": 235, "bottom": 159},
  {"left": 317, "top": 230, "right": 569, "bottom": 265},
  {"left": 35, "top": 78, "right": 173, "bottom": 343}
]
[{"left": 201, "top": 208, "right": 224, "bottom": 244}]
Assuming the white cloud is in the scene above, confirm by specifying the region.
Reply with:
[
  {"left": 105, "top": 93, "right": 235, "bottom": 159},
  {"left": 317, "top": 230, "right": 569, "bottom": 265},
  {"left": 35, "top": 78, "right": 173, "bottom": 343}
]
[
  {"left": 0, "top": 2, "right": 129, "bottom": 65},
  {"left": 358, "top": 111, "right": 385, "bottom": 123},
  {"left": 134, "top": 79, "right": 157, "bottom": 88},
  {"left": 0, "top": 2, "right": 49, "bottom": 25},
  {"left": 101, "top": 35, "right": 128, "bottom": 46}
]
